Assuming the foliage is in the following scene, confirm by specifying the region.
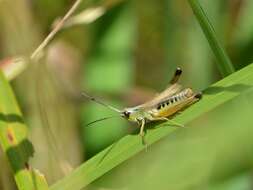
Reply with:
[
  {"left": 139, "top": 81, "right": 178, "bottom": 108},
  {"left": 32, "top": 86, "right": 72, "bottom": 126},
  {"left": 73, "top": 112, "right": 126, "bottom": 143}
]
[{"left": 0, "top": 0, "right": 253, "bottom": 190}]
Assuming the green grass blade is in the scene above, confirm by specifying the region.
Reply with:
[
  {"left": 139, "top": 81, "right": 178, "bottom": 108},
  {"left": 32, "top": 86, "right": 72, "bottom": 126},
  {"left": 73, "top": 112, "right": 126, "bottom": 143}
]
[
  {"left": 0, "top": 71, "right": 49, "bottom": 190},
  {"left": 50, "top": 63, "right": 253, "bottom": 190},
  {"left": 188, "top": 0, "right": 235, "bottom": 76}
]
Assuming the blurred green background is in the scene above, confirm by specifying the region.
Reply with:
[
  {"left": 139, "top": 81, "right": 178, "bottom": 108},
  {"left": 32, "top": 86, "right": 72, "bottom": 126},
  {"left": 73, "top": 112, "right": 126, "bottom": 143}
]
[{"left": 0, "top": 0, "right": 253, "bottom": 189}]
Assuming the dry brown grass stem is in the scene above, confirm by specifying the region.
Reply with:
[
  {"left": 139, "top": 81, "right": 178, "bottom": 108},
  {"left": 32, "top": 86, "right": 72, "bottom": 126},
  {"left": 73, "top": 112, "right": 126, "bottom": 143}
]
[{"left": 30, "top": 0, "right": 83, "bottom": 60}]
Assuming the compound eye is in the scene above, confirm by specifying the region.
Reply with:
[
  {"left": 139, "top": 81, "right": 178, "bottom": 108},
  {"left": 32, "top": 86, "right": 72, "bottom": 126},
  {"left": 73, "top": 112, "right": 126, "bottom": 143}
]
[{"left": 123, "top": 111, "right": 130, "bottom": 119}]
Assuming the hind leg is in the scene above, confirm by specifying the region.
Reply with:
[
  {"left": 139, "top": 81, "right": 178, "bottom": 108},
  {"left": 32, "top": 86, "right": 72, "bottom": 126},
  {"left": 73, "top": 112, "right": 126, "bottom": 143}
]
[
  {"left": 153, "top": 117, "right": 185, "bottom": 128},
  {"left": 170, "top": 67, "right": 182, "bottom": 84}
]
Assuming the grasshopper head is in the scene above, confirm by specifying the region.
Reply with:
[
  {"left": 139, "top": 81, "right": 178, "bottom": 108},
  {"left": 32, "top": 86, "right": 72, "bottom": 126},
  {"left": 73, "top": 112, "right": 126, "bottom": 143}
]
[
  {"left": 121, "top": 110, "right": 131, "bottom": 119},
  {"left": 121, "top": 108, "right": 144, "bottom": 122}
]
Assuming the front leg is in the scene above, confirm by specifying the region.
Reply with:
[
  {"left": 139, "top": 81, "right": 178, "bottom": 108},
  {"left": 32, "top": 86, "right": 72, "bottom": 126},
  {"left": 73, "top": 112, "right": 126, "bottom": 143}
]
[{"left": 138, "top": 119, "right": 146, "bottom": 146}]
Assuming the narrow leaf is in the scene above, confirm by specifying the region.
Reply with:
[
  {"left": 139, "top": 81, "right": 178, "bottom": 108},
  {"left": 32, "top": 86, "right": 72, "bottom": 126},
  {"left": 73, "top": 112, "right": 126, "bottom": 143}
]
[
  {"left": 188, "top": 0, "right": 235, "bottom": 76},
  {"left": 50, "top": 63, "right": 253, "bottom": 190},
  {"left": 0, "top": 71, "right": 49, "bottom": 190}
]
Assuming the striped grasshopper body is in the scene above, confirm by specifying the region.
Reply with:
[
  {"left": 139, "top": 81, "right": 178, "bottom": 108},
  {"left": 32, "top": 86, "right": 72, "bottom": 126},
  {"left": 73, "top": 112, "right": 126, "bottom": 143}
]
[{"left": 82, "top": 68, "right": 202, "bottom": 144}]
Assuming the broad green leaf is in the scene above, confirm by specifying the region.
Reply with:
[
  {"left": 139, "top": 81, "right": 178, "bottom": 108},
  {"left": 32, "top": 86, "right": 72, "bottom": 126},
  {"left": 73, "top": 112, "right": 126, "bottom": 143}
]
[{"left": 50, "top": 63, "right": 253, "bottom": 190}]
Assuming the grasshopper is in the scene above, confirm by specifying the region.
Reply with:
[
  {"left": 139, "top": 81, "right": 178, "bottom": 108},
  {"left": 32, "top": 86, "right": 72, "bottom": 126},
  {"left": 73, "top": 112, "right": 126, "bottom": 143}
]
[{"left": 82, "top": 68, "right": 202, "bottom": 144}]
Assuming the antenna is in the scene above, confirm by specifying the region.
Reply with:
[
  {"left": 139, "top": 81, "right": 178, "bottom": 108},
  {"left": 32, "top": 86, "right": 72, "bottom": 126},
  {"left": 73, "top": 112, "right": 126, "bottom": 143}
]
[
  {"left": 81, "top": 91, "right": 121, "bottom": 113},
  {"left": 85, "top": 116, "right": 120, "bottom": 127}
]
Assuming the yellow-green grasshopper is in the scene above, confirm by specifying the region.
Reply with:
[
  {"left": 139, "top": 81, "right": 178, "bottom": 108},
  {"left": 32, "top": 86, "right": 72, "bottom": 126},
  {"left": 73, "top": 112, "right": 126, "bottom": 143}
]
[{"left": 82, "top": 68, "right": 202, "bottom": 144}]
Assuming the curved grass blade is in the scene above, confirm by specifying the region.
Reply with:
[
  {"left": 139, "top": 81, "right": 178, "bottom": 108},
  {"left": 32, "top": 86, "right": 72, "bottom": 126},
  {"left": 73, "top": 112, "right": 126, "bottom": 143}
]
[
  {"left": 50, "top": 63, "right": 253, "bottom": 190},
  {"left": 0, "top": 71, "right": 49, "bottom": 190},
  {"left": 188, "top": 0, "right": 235, "bottom": 76}
]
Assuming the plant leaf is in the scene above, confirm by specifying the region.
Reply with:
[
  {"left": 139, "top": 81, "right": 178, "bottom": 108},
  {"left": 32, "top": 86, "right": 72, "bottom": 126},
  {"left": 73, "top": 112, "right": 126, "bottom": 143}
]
[
  {"left": 0, "top": 71, "right": 49, "bottom": 190},
  {"left": 50, "top": 63, "right": 253, "bottom": 190},
  {"left": 0, "top": 56, "right": 28, "bottom": 81},
  {"left": 188, "top": 0, "right": 235, "bottom": 76}
]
